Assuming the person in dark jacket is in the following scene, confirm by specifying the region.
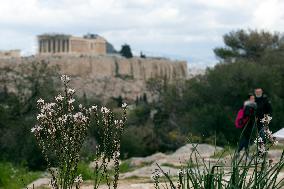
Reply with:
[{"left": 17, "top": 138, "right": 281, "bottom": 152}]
[
  {"left": 237, "top": 93, "right": 257, "bottom": 157},
  {"left": 254, "top": 88, "right": 272, "bottom": 143}
]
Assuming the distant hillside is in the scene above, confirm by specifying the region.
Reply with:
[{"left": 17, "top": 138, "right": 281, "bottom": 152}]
[{"left": 0, "top": 55, "right": 187, "bottom": 102}]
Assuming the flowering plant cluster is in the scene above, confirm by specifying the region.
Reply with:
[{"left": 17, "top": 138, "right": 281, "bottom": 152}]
[
  {"left": 93, "top": 103, "right": 127, "bottom": 189},
  {"left": 32, "top": 75, "right": 97, "bottom": 189},
  {"left": 151, "top": 169, "right": 161, "bottom": 189},
  {"left": 254, "top": 114, "right": 278, "bottom": 157}
]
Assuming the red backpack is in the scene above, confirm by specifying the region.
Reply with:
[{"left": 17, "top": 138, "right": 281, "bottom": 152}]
[{"left": 235, "top": 107, "right": 249, "bottom": 129}]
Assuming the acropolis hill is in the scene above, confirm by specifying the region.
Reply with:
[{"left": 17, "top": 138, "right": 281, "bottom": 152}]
[{"left": 0, "top": 33, "right": 187, "bottom": 101}]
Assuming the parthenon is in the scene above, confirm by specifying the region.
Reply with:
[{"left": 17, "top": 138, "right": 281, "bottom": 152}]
[{"left": 37, "top": 33, "right": 107, "bottom": 55}]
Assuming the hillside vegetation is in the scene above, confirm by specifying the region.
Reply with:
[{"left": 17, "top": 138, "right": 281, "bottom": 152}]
[{"left": 0, "top": 29, "right": 283, "bottom": 174}]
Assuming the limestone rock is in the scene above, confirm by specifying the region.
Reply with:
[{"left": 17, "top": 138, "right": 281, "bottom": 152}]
[
  {"left": 157, "top": 144, "right": 223, "bottom": 166},
  {"left": 120, "top": 165, "right": 179, "bottom": 179},
  {"left": 128, "top": 153, "right": 167, "bottom": 167},
  {"left": 27, "top": 178, "right": 50, "bottom": 188}
]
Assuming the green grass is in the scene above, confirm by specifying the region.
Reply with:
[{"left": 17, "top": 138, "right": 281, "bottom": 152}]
[
  {"left": 77, "top": 161, "right": 95, "bottom": 180},
  {"left": 210, "top": 146, "right": 235, "bottom": 158},
  {"left": 160, "top": 163, "right": 185, "bottom": 169},
  {"left": 0, "top": 162, "right": 42, "bottom": 189},
  {"left": 155, "top": 143, "right": 284, "bottom": 189},
  {"left": 119, "top": 160, "right": 133, "bottom": 173},
  {"left": 119, "top": 160, "right": 153, "bottom": 173},
  {"left": 270, "top": 144, "right": 284, "bottom": 150}
]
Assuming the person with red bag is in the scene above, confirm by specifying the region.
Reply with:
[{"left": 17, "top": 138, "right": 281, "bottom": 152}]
[{"left": 236, "top": 93, "right": 257, "bottom": 157}]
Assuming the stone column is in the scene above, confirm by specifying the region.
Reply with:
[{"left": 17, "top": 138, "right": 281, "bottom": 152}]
[
  {"left": 57, "top": 39, "right": 59, "bottom": 53},
  {"left": 41, "top": 40, "right": 44, "bottom": 53},
  {"left": 61, "top": 39, "right": 64, "bottom": 53},
  {"left": 47, "top": 39, "right": 50, "bottom": 53},
  {"left": 64, "top": 39, "right": 68, "bottom": 53},
  {"left": 62, "top": 40, "right": 64, "bottom": 52},
  {"left": 39, "top": 40, "right": 42, "bottom": 53},
  {"left": 47, "top": 39, "right": 51, "bottom": 53},
  {"left": 67, "top": 39, "right": 70, "bottom": 53},
  {"left": 42, "top": 40, "right": 45, "bottom": 53},
  {"left": 48, "top": 39, "right": 51, "bottom": 53},
  {"left": 52, "top": 39, "right": 55, "bottom": 53},
  {"left": 44, "top": 39, "right": 48, "bottom": 53},
  {"left": 55, "top": 39, "right": 58, "bottom": 53},
  {"left": 56, "top": 39, "right": 59, "bottom": 53},
  {"left": 49, "top": 40, "right": 51, "bottom": 53},
  {"left": 45, "top": 40, "right": 48, "bottom": 53},
  {"left": 58, "top": 39, "right": 61, "bottom": 53},
  {"left": 58, "top": 39, "right": 60, "bottom": 53},
  {"left": 63, "top": 39, "right": 65, "bottom": 53}
]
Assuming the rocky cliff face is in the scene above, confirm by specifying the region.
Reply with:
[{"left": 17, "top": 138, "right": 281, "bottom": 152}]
[{"left": 0, "top": 55, "right": 187, "bottom": 101}]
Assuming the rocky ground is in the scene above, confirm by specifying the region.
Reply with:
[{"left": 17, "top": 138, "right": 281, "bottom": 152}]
[{"left": 28, "top": 143, "right": 284, "bottom": 189}]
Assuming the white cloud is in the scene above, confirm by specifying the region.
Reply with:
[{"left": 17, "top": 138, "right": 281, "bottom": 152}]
[
  {"left": 252, "top": 0, "right": 284, "bottom": 30},
  {"left": 0, "top": 0, "right": 284, "bottom": 67}
]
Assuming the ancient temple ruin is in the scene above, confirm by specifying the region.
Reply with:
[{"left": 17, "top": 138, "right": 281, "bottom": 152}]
[{"left": 37, "top": 33, "right": 107, "bottom": 55}]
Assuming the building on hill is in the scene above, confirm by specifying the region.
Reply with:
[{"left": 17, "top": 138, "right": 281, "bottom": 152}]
[
  {"left": 0, "top": 50, "right": 21, "bottom": 59},
  {"left": 37, "top": 33, "right": 107, "bottom": 55}
]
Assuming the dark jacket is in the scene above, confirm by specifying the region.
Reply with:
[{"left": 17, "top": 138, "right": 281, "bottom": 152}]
[
  {"left": 242, "top": 101, "right": 257, "bottom": 138},
  {"left": 255, "top": 94, "right": 272, "bottom": 119}
]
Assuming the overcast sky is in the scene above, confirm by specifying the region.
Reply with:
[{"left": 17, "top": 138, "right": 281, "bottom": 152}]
[{"left": 1, "top": 0, "right": 284, "bottom": 67}]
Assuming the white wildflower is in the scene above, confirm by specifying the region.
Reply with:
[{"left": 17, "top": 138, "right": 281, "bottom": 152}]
[
  {"left": 89, "top": 105, "right": 97, "bottom": 112},
  {"left": 55, "top": 94, "right": 64, "bottom": 101},
  {"left": 113, "top": 151, "right": 120, "bottom": 158},
  {"left": 91, "top": 105, "right": 97, "bottom": 110},
  {"left": 151, "top": 170, "right": 161, "bottom": 181},
  {"left": 122, "top": 103, "right": 127, "bottom": 108},
  {"left": 177, "top": 169, "right": 185, "bottom": 176},
  {"left": 101, "top": 107, "right": 110, "bottom": 113},
  {"left": 67, "top": 88, "right": 75, "bottom": 95},
  {"left": 49, "top": 103, "right": 56, "bottom": 107},
  {"left": 79, "top": 104, "right": 83, "bottom": 109},
  {"left": 68, "top": 99, "right": 75, "bottom": 104},
  {"left": 31, "top": 125, "right": 42, "bottom": 133},
  {"left": 61, "top": 75, "right": 70, "bottom": 83},
  {"left": 37, "top": 113, "right": 46, "bottom": 120},
  {"left": 37, "top": 98, "right": 44, "bottom": 105},
  {"left": 62, "top": 114, "right": 68, "bottom": 123},
  {"left": 31, "top": 127, "right": 36, "bottom": 133},
  {"left": 48, "top": 129, "right": 52, "bottom": 134},
  {"left": 40, "top": 103, "right": 55, "bottom": 113},
  {"left": 73, "top": 112, "right": 82, "bottom": 121},
  {"left": 74, "top": 174, "right": 83, "bottom": 184},
  {"left": 73, "top": 112, "right": 88, "bottom": 123},
  {"left": 260, "top": 115, "right": 272, "bottom": 124}
]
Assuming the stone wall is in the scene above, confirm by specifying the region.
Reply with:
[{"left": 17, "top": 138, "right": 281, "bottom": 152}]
[
  {"left": 0, "top": 55, "right": 187, "bottom": 101},
  {"left": 0, "top": 50, "right": 21, "bottom": 59}
]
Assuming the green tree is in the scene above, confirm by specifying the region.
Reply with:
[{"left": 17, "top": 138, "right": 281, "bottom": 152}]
[
  {"left": 119, "top": 44, "right": 133, "bottom": 58},
  {"left": 0, "top": 61, "right": 59, "bottom": 170},
  {"left": 148, "top": 30, "right": 284, "bottom": 147},
  {"left": 214, "top": 29, "right": 283, "bottom": 62}
]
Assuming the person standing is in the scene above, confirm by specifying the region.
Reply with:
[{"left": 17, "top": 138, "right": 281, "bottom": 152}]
[
  {"left": 237, "top": 93, "right": 257, "bottom": 157},
  {"left": 254, "top": 88, "right": 272, "bottom": 143}
]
